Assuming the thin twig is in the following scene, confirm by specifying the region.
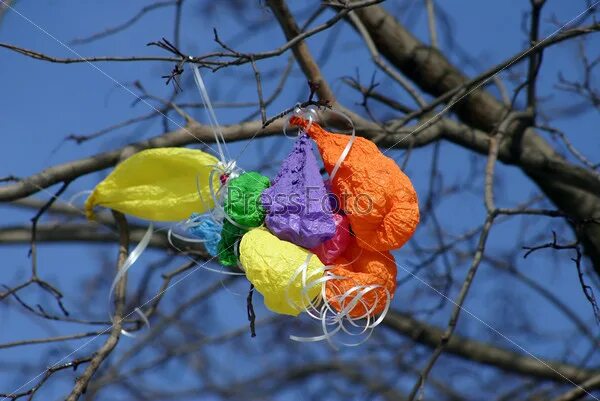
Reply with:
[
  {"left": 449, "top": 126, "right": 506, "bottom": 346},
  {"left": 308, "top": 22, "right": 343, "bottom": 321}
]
[
  {"left": 551, "top": 373, "right": 600, "bottom": 401},
  {"left": 247, "top": 284, "right": 257, "bottom": 338},
  {"left": 522, "top": 231, "right": 600, "bottom": 324},
  {"left": 29, "top": 181, "right": 70, "bottom": 277},
  {"left": 69, "top": 1, "right": 178, "bottom": 45},
  {"left": 538, "top": 125, "right": 600, "bottom": 177},
  {"left": 65, "top": 211, "right": 130, "bottom": 401},
  {"left": 425, "top": 0, "right": 438, "bottom": 48},
  {"left": 0, "top": 357, "right": 92, "bottom": 400},
  {"left": 407, "top": 112, "right": 530, "bottom": 400},
  {"left": 526, "top": 0, "right": 546, "bottom": 113},
  {"left": 347, "top": 10, "right": 427, "bottom": 107},
  {"left": 250, "top": 57, "right": 267, "bottom": 125},
  {"left": 0, "top": 332, "right": 106, "bottom": 350},
  {"left": 385, "top": 22, "right": 600, "bottom": 126}
]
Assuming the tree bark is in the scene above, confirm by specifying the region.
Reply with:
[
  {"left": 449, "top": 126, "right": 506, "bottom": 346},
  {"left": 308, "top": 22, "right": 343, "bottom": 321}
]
[
  {"left": 353, "top": 5, "right": 600, "bottom": 271},
  {"left": 384, "top": 311, "right": 598, "bottom": 383}
]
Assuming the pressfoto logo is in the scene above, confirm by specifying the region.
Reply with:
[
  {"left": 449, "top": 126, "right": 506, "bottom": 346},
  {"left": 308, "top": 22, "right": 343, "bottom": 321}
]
[{"left": 225, "top": 186, "right": 374, "bottom": 215}]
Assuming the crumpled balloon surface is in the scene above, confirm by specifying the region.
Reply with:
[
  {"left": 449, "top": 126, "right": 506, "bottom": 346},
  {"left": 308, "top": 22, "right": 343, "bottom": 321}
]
[
  {"left": 325, "top": 237, "right": 397, "bottom": 318},
  {"left": 85, "top": 148, "right": 218, "bottom": 221},
  {"left": 262, "top": 133, "right": 335, "bottom": 249},
  {"left": 290, "top": 117, "right": 419, "bottom": 251},
  {"left": 225, "top": 172, "right": 270, "bottom": 226},
  {"left": 239, "top": 227, "right": 323, "bottom": 316},
  {"left": 218, "top": 172, "right": 270, "bottom": 266},
  {"left": 311, "top": 213, "right": 351, "bottom": 265},
  {"left": 217, "top": 219, "right": 245, "bottom": 267},
  {"left": 188, "top": 214, "right": 221, "bottom": 257}
]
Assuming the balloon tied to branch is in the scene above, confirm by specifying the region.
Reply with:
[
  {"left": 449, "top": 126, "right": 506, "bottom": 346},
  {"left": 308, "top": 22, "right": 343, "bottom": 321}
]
[{"left": 84, "top": 62, "right": 419, "bottom": 345}]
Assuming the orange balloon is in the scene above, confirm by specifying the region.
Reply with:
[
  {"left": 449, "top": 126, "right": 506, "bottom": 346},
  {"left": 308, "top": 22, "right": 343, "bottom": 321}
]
[
  {"left": 290, "top": 117, "right": 419, "bottom": 251},
  {"left": 325, "top": 238, "right": 396, "bottom": 318}
]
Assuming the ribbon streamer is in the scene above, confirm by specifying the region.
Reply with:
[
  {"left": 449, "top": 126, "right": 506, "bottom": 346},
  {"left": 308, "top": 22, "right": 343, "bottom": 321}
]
[
  {"left": 285, "top": 245, "right": 390, "bottom": 347},
  {"left": 191, "top": 63, "right": 229, "bottom": 163},
  {"left": 327, "top": 109, "right": 356, "bottom": 181},
  {"left": 108, "top": 222, "right": 154, "bottom": 337}
]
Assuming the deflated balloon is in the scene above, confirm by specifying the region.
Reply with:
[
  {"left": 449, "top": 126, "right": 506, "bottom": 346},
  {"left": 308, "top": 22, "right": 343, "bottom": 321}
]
[
  {"left": 218, "top": 172, "right": 270, "bottom": 266},
  {"left": 325, "top": 237, "right": 396, "bottom": 318},
  {"left": 290, "top": 117, "right": 419, "bottom": 251},
  {"left": 224, "top": 172, "right": 270, "bottom": 227},
  {"left": 217, "top": 219, "right": 245, "bottom": 267},
  {"left": 85, "top": 148, "right": 218, "bottom": 221},
  {"left": 239, "top": 227, "right": 323, "bottom": 316},
  {"left": 225, "top": 171, "right": 270, "bottom": 227},
  {"left": 262, "top": 133, "right": 335, "bottom": 249},
  {"left": 311, "top": 213, "right": 351, "bottom": 265},
  {"left": 188, "top": 214, "right": 221, "bottom": 257}
]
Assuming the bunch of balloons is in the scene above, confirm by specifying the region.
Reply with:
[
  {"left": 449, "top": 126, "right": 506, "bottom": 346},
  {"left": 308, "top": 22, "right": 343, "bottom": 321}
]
[
  {"left": 85, "top": 108, "right": 419, "bottom": 343},
  {"left": 85, "top": 65, "right": 419, "bottom": 344}
]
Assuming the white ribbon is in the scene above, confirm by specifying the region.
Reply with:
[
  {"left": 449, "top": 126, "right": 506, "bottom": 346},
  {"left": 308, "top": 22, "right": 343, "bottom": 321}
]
[
  {"left": 327, "top": 109, "right": 356, "bottom": 181},
  {"left": 191, "top": 64, "right": 229, "bottom": 163},
  {"left": 108, "top": 223, "right": 154, "bottom": 337}
]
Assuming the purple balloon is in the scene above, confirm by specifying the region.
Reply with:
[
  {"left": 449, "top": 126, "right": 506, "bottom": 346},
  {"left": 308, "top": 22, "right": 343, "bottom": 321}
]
[{"left": 261, "top": 133, "right": 336, "bottom": 249}]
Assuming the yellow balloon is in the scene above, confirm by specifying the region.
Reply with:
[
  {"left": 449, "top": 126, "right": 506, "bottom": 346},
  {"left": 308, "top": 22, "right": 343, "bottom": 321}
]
[
  {"left": 240, "top": 227, "right": 324, "bottom": 316},
  {"left": 85, "top": 148, "right": 219, "bottom": 221}
]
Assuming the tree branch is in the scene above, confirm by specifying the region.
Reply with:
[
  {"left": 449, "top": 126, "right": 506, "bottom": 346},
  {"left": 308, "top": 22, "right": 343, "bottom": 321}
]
[
  {"left": 65, "top": 211, "right": 129, "bottom": 401},
  {"left": 266, "top": 0, "right": 336, "bottom": 103},
  {"left": 351, "top": 3, "right": 600, "bottom": 274},
  {"left": 551, "top": 373, "right": 600, "bottom": 401},
  {"left": 384, "top": 311, "right": 599, "bottom": 383}
]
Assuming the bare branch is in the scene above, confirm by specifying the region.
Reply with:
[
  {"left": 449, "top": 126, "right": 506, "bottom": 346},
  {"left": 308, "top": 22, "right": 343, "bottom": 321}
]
[
  {"left": 0, "top": 357, "right": 92, "bottom": 400},
  {"left": 347, "top": 10, "right": 427, "bottom": 107},
  {"left": 526, "top": 0, "right": 547, "bottom": 111},
  {"left": 551, "top": 374, "right": 600, "bottom": 401},
  {"left": 266, "top": 0, "right": 337, "bottom": 102},
  {"left": 522, "top": 231, "right": 600, "bottom": 323},
  {"left": 29, "top": 181, "right": 70, "bottom": 277},
  {"left": 384, "top": 311, "right": 599, "bottom": 383},
  {"left": 0, "top": 332, "right": 106, "bottom": 351},
  {"left": 70, "top": 1, "right": 178, "bottom": 45},
  {"left": 425, "top": 0, "right": 438, "bottom": 48},
  {"left": 0, "top": 42, "right": 180, "bottom": 63},
  {"left": 65, "top": 211, "right": 129, "bottom": 401}
]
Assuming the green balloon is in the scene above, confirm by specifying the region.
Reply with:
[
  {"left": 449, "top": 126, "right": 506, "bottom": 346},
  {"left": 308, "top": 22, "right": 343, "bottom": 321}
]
[
  {"left": 217, "top": 219, "right": 246, "bottom": 267},
  {"left": 217, "top": 172, "right": 270, "bottom": 267}
]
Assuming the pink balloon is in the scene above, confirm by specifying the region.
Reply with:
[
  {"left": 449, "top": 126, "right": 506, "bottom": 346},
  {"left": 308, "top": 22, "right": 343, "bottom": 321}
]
[{"left": 311, "top": 213, "right": 351, "bottom": 264}]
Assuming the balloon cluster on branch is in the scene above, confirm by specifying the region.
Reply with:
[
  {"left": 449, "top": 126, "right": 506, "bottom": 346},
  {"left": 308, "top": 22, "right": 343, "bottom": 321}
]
[{"left": 85, "top": 66, "right": 419, "bottom": 345}]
